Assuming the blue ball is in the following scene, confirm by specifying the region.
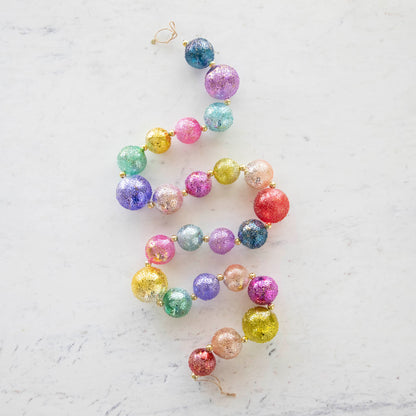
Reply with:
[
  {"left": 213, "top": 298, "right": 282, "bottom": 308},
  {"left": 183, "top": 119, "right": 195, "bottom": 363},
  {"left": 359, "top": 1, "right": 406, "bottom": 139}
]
[
  {"left": 193, "top": 273, "right": 220, "bottom": 301},
  {"left": 116, "top": 175, "right": 152, "bottom": 210},
  {"left": 204, "top": 103, "right": 233, "bottom": 132},
  {"left": 238, "top": 219, "right": 268, "bottom": 249},
  {"left": 177, "top": 224, "right": 204, "bottom": 251},
  {"left": 185, "top": 38, "right": 214, "bottom": 69}
]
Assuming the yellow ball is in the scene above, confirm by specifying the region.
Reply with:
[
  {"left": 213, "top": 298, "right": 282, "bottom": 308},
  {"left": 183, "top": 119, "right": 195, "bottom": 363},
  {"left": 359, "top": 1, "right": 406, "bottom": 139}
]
[
  {"left": 131, "top": 266, "right": 168, "bottom": 303},
  {"left": 145, "top": 128, "right": 171, "bottom": 154},
  {"left": 213, "top": 158, "right": 240, "bottom": 184},
  {"left": 242, "top": 306, "right": 279, "bottom": 343}
]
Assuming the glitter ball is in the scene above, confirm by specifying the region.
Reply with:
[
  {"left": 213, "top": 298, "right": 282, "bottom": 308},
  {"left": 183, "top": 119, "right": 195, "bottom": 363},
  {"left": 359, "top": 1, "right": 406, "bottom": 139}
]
[
  {"left": 204, "top": 103, "right": 233, "bottom": 132},
  {"left": 211, "top": 327, "right": 242, "bottom": 359},
  {"left": 238, "top": 219, "right": 268, "bottom": 249},
  {"left": 244, "top": 159, "right": 274, "bottom": 190},
  {"left": 254, "top": 188, "right": 289, "bottom": 223},
  {"left": 209, "top": 228, "right": 235, "bottom": 255},
  {"left": 152, "top": 184, "right": 183, "bottom": 214},
  {"left": 242, "top": 306, "right": 279, "bottom": 343},
  {"left": 184, "top": 38, "right": 214, "bottom": 69},
  {"left": 145, "top": 235, "right": 175, "bottom": 264},
  {"left": 185, "top": 171, "right": 212, "bottom": 197},
  {"left": 193, "top": 273, "right": 220, "bottom": 301},
  {"left": 177, "top": 224, "right": 204, "bottom": 251},
  {"left": 213, "top": 158, "right": 240, "bottom": 184},
  {"left": 188, "top": 348, "right": 216, "bottom": 376},
  {"left": 117, "top": 145, "right": 147, "bottom": 176},
  {"left": 223, "top": 264, "right": 250, "bottom": 292},
  {"left": 131, "top": 266, "right": 168, "bottom": 303},
  {"left": 175, "top": 117, "right": 202, "bottom": 144},
  {"left": 116, "top": 175, "right": 152, "bottom": 210},
  {"left": 163, "top": 288, "right": 192, "bottom": 318},
  {"left": 248, "top": 276, "right": 278, "bottom": 305},
  {"left": 145, "top": 127, "right": 171, "bottom": 153},
  {"left": 205, "top": 64, "right": 240, "bottom": 100}
]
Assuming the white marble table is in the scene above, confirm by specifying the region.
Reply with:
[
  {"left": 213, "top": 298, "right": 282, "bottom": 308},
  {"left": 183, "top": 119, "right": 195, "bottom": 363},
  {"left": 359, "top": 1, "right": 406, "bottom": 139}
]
[{"left": 1, "top": 1, "right": 415, "bottom": 415}]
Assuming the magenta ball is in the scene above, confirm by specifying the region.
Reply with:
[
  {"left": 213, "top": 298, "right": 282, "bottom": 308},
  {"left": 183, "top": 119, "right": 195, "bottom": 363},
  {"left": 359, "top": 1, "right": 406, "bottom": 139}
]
[
  {"left": 248, "top": 276, "right": 278, "bottom": 305},
  {"left": 185, "top": 171, "right": 212, "bottom": 197},
  {"left": 209, "top": 228, "right": 235, "bottom": 255},
  {"left": 175, "top": 117, "right": 202, "bottom": 144},
  {"left": 145, "top": 235, "right": 175, "bottom": 264},
  {"left": 205, "top": 64, "right": 240, "bottom": 100}
]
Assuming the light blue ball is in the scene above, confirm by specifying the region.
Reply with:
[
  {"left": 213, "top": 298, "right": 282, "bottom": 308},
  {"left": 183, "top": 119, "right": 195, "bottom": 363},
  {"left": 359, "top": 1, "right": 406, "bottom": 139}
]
[
  {"left": 204, "top": 102, "right": 233, "bottom": 132},
  {"left": 177, "top": 224, "right": 204, "bottom": 251}
]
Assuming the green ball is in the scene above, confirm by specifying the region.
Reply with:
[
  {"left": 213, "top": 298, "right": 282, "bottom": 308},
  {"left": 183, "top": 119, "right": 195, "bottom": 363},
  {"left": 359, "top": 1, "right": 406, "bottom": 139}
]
[
  {"left": 117, "top": 145, "right": 147, "bottom": 176},
  {"left": 163, "top": 288, "right": 192, "bottom": 318}
]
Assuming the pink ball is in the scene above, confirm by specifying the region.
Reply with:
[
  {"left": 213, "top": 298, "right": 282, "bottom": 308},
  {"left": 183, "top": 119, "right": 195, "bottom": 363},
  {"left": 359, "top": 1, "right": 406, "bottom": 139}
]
[
  {"left": 185, "top": 171, "right": 212, "bottom": 197},
  {"left": 175, "top": 117, "right": 202, "bottom": 144},
  {"left": 145, "top": 235, "right": 175, "bottom": 264}
]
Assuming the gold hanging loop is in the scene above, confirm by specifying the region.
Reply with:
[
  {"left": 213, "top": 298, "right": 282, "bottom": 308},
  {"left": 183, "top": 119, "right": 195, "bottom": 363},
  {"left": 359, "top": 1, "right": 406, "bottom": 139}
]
[
  {"left": 151, "top": 21, "right": 178, "bottom": 45},
  {"left": 194, "top": 374, "right": 236, "bottom": 397}
]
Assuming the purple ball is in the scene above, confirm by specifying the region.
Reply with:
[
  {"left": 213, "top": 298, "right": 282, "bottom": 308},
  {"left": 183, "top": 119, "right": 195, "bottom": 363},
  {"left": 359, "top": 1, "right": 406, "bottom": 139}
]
[
  {"left": 193, "top": 273, "right": 220, "bottom": 301},
  {"left": 209, "top": 228, "right": 235, "bottom": 255},
  {"left": 116, "top": 175, "right": 152, "bottom": 210},
  {"left": 205, "top": 64, "right": 240, "bottom": 100},
  {"left": 185, "top": 171, "right": 212, "bottom": 197},
  {"left": 248, "top": 276, "right": 278, "bottom": 305}
]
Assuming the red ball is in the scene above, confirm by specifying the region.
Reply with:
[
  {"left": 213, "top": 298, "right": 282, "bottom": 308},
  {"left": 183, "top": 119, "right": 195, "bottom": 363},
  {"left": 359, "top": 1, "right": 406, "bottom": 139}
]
[
  {"left": 254, "top": 188, "right": 290, "bottom": 223},
  {"left": 188, "top": 348, "right": 216, "bottom": 376}
]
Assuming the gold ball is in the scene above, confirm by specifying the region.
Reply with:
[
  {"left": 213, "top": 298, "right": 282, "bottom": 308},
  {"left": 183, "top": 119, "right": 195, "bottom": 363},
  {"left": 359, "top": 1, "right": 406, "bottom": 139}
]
[
  {"left": 213, "top": 158, "right": 241, "bottom": 185},
  {"left": 182, "top": 190, "right": 188, "bottom": 197},
  {"left": 119, "top": 171, "right": 126, "bottom": 178},
  {"left": 249, "top": 272, "right": 256, "bottom": 279},
  {"left": 205, "top": 344, "right": 213, "bottom": 352},
  {"left": 265, "top": 223, "right": 272, "bottom": 229},
  {"left": 145, "top": 127, "right": 171, "bottom": 154},
  {"left": 141, "top": 144, "right": 148, "bottom": 151},
  {"left": 203, "top": 236, "right": 210, "bottom": 243},
  {"left": 191, "top": 293, "right": 198, "bottom": 301},
  {"left": 234, "top": 238, "right": 241, "bottom": 245},
  {"left": 170, "top": 235, "right": 178, "bottom": 242},
  {"left": 201, "top": 125, "right": 208, "bottom": 132},
  {"left": 183, "top": 40, "right": 188, "bottom": 47},
  {"left": 267, "top": 303, "right": 275, "bottom": 310},
  {"left": 269, "top": 181, "right": 276, "bottom": 188},
  {"left": 242, "top": 306, "right": 279, "bottom": 343},
  {"left": 224, "top": 99, "right": 231, "bottom": 105},
  {"left": 191, "top": 373, "right": 198, "bottom": 380},
  {"left": 156, "top": 299, "right": 164, "bottom": 307},
  {"left": 216, "top": 274, "right": 224, "bottom": 281},
  {"left": 131, "top": 266, "right": 168, "bottom": 303},
  {"left": 168, "top": 130, "right": 175, "bottom": 136},
  {"left": 242, "top": 336, "right": 248, "bottom": 343},
  {"left": 209, "top": 61, "right": 216, "bottom": 67},
  {"left": 207, "top": 170, "right": 213, "bottom": 177},
  {"left": 147, "top": 202, "right": 155, "bottom": 209}
]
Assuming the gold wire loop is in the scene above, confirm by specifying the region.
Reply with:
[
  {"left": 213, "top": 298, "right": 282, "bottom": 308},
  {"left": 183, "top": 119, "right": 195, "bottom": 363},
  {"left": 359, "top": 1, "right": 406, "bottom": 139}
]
[
  {"left": 194, "top": 374, "right": 236, "bottom": 397},
  {"left": 151, "top": 21, "right": 178, "bottom": 45}
]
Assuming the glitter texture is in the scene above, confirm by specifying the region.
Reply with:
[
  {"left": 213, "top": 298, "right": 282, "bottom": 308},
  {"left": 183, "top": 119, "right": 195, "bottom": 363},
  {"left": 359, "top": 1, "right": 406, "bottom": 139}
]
[
  {"left": 244, "top": 160, "right": 274, "bottom": 190},
  {"left": 209, "top": 228, "right": 235, "bottom": 255},
  {"left": 188, "top": 348, "right": 216, "bottom": 376},
  {"left": 238, "top": 219, "right": 268, "bottom": 249},
  {"left": 177, "top": 224, "right": 204, "bottom": 251},
  {"left": 184, "top": 38, "right": 214, "bottom": 69},
  {"left": 185, "top": 171, "right": 212, "bottom": 197},
  {"left": 163, "top": 288, "right": 192, "bottom": 318},
  {"left": 145, "top": 127, "right": 171, "bottom": 154},
  {"left": 117, "top": 145, "right": 147, "bottom": 176},
  {"left": 204, "top": 103, "right": 233, "bottom": 132},
  {"left": 254, "top": 188, "right": 290, "bottom": 223},
  {"left": 193, "top": 273, "right": 220, "bottom": 301},
  {"left": 205, "top": 64, "right": 240, "bottom": 100},
  {"left": 131, "top": 266, "right": 168, "bottom": 303},
  {"left": 116, "top": 175, "right": 152, "bottom": 210},
  {"left": 152, "top": 184, "right": 183, "bottom": 214},
  {"left": 145, "top": 235, "right": 175, "bottom": 264},
  {"left": 213, "top": 158, "right": 240, "bottom": 184},
  {"left": 175, "top": 117, "right": 202, "bottom": 144},
  {"left": 248, "top": 276, "right": 278, "bottom": 305},
  {"left": 242, "top": 306, "right": 279, "bottom": 343},
  {"left": 223, "top": 264, "right": 250, "bottom": 292},
  {"left": 211, "top": 327, "right": 242, "bottom": 359}
]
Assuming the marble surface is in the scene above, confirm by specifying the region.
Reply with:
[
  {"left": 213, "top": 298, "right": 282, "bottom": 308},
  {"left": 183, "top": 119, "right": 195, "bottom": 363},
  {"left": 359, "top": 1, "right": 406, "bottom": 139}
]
[{"left": 1, "top": 1, "right": 415, "bottom": 415}]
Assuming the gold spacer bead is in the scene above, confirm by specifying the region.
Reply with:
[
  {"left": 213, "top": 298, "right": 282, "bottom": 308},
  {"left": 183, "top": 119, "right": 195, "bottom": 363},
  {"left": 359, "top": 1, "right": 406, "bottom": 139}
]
[
  {"left": 183, "top": 40, "right": 188, "bottom": 47},
  {"left": 207, "top": 170, "right": 213, "bottom": 177},
  {"left": 201, "top": 125, "right": 208, "bottom": 132},
  {"left": 267, "top": 303, "right": 275, "bottom": 310},
  {"left": 242, "top": 336, "right": 248, "bottom": 343},
  {"left": 141, "top": 144, "right": 148, "bottom": 151},
  {"left": 168, "top": 130, "right": 175, "bottom": 136},
  {"left": 170, "top": 235, "right": 178, "bottom": 242},
  {"left": 265, "top": 223, "right": 272, "bottom": 229},
  {"left": 156, "top": 299, "right": 164, "bottom": 307},
  {"left": 191, "top": 373, "right": 198, "bottom": 380},
  {"left": 206, "top": 344, "right": 213, "bottom": 352},
  {"left": 145, "top": 261, "right": 151, "bottom": 267},
  {"left": 151, "top": 39, "right": 157, "bottom": 45},
  {"left": 203, "top": 235, "right": 210, "bottom": 243},
  {"left": 120, "top": 171, "right": 126, "bottom": 178},
  {"left": 147, "top": 202, "right": 155, "bottom": 209},
  {"left": 234, "top": 238, "right": 241, "bottom": 245},
  {"left": 224, "top": 99, "right": 231, "bottom": 105},
  {"left": 249, "top": 272, "right": 256, "bottom": 280},
  {"left": 209, "top": 61, "right": 216, "bottom": 67},
  {"left": 239, "top": 165, "right": 246, "bottom": 172},
  {"left": 269, "top": 181, "right": 276, "bottom": 188},
  {"left": 182, "top": 190, "right": 188, "bottom": 197},
  {"left": 191, "top": 293, "right": 198, "bottom": 301},
  {"left": 216, "top": 274, "right": 224, "bottom": 281}
]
